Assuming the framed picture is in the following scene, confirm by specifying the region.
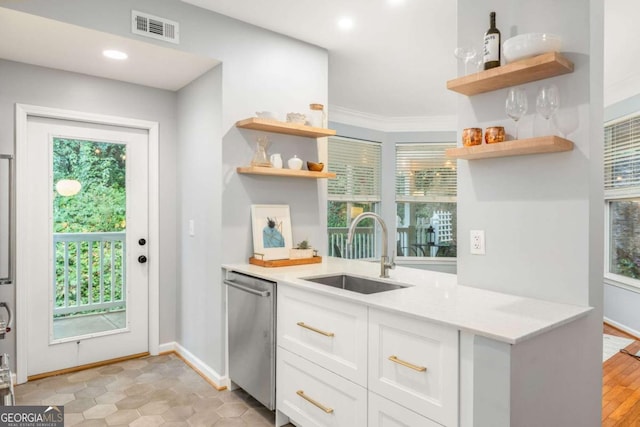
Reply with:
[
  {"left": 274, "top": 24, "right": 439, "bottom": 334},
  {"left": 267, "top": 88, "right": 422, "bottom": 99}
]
[{"left": 250, "top": 204, "right": 293, "bottom": 260}]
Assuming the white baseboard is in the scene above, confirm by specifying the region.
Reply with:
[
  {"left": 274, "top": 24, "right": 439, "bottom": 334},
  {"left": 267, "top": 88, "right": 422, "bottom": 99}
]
[
  {"left": 158, "top": 341, "right": 176, "bottom": 354},
  {"left": 159, "top": 341, "right": 230, "bottom": 389},
  {"left": 604, "top": 317, "right": 640, "bottom": 340}
]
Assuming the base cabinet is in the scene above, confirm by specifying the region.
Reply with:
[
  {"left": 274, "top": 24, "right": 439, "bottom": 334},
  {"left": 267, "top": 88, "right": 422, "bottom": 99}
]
[
  {"left": 278, "top": 286, "right": 368, "bottom": 385},
  {"left": 277, "top": 348, "right": 367, "bottom": 427},
  {"left": 368, "top": 392, "right": 442, "bottom": 427},
  {"left": 369, "top": 308, "right": 458, "bottom": 426},
  {"left": 276, "top": 284, "right": 459, "bottom": 427}
]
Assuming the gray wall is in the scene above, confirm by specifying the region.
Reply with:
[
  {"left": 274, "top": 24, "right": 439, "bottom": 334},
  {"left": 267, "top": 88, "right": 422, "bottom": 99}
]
[
  {"left": 456, "top": 0, "right": 603, "bottom": 424},
  {"left": 329, "top": 121, "right": 458, "bottom": 274},
  {"left": 605, "top": 284, "right": 640, "bottom": 336},
  {"left": 1, "top": 0, "right": 329, "bottom": 377},
  {"left": 0, "top": 58, "right": 179, "bottom": 366},
  {"left": 176, "top": 66, "right": 223, "bottom": 372}
]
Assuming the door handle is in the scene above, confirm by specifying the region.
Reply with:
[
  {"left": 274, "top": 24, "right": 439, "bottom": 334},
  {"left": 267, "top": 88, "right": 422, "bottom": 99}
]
[
  {"left": 0, "top": 155, "right": 13, "bottom": 285},
  {"left": 138, "top": 255, "right": 147, "bottom": 264},
  {"left": 0, "top": 302, "right": 12, "bottom": 337}
]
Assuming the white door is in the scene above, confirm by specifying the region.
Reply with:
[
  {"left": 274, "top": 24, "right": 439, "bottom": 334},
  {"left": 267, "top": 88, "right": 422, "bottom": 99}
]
[{"left": 23, "top": 116, "right": 149, "bottom": 377}]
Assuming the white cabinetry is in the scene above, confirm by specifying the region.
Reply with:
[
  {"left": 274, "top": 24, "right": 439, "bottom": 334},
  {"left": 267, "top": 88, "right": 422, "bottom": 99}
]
[
  {"left": 278, "top": 285, "right": 368, "bottom": 385},
  {"left": 276, "top": 284, "right": 459, "bottom": 427},
  {"left": 368, "top": 392, "right": 441, "bottom": 427},
  {"left": 369, "top": 308, "right": 458, "bottom": 426},
  {"left": 278, "top": 349, "right": 367, "bottom": 427}
]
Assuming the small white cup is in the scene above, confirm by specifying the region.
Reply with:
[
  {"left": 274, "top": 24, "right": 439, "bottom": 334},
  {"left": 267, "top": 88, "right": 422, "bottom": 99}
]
[{"left": 270, "top": 153, "right": 283, "bottom": 169}]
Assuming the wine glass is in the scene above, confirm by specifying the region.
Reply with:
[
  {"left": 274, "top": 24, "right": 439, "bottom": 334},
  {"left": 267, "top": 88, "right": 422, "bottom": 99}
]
[
  {"left": 505, "top": 88, "right": 528, "bottom": 140},
  {"left": 536, "top": 85, "right": 560, "bottom": 134},
  {"left": 454, "top": 47, "right": 477, "bottom": 76},
  {"left": 472, "top": 50, "right": 484, "bottom": 74}
]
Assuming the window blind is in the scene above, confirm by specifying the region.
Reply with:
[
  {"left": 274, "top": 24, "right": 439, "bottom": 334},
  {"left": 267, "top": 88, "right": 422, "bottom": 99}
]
[
  {"left": 328, "top": 137, "right": 381, "bottom": 202},
  {"left": 395, "top": 143, "right": 457, "bottom": 203},
  {"left": 605, "top": 114, "right": 640, "bottom": 198}
]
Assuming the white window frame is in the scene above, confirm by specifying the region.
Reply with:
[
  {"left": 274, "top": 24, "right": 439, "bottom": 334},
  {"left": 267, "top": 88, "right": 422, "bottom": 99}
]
[
  {"left": 394, "top": 142, "right": 457, "bottom": 260},
  {"left": 327, "top": 136, "right": 382, "bottom": 259},
  {"left": 604, "top": 198, "right": 640, "bottom": 292},
  {"left": 604, "top": 112, "right": 640, "bottom": 292}
]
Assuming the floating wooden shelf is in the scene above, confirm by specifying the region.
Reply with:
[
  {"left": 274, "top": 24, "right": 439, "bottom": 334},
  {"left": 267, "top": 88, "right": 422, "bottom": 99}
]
[
  {"left": 249, "top": 256, "right": 322, "bottom": 267},
  {"left": 236, "top": 117, "right": 336, "bottom": 138},
  {"left": 446, "top": 52, "right": 574, "bottom": 96},
  {"left": 237, "top": 166, "right": 336, "bottom": 179},
  {"left": 445, "top": 136, "right": 574, "bottom": 160}
]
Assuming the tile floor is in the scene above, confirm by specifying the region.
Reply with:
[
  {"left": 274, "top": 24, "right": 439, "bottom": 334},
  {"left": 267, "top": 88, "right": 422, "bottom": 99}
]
[{"left": 15, "top": 353, "right": 293, "bottom": 426}]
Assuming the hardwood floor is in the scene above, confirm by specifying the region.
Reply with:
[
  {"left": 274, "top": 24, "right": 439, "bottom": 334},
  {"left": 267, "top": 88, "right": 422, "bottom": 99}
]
[{"left": 603, "top": 323, "right": 640, "bottom": 426}]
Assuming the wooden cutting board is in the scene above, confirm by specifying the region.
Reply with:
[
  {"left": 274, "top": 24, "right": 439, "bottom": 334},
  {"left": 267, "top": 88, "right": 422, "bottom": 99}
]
[{"left": 249, "top": 256, "right": 322, "bottom": 267}]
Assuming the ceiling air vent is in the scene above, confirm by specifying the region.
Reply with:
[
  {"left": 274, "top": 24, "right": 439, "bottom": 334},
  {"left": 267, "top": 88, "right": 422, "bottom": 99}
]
[{"left": 131, "top": 10, "right": 179, "bottom": 44}]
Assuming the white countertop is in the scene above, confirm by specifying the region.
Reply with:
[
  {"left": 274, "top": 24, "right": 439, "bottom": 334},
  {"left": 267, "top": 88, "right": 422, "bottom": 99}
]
[{"left": 222, "top": 257, "right": 592, "bottom": 344}]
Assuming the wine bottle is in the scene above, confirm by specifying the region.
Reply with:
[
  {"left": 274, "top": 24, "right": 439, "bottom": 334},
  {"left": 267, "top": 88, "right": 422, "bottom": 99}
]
[{"left": 483, "top": 11, "right": 501, "bottom": 70}]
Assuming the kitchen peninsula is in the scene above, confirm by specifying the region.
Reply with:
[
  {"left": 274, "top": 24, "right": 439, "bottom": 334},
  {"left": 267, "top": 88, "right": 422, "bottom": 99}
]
[{"left": 223, "top": 257, "right": 592, "bottom": 426}]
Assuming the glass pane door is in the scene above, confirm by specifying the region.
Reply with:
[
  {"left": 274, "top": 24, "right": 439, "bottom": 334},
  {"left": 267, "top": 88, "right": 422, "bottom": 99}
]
[{"left": 52, "top": 138, "right": 127, "bottom": 341}]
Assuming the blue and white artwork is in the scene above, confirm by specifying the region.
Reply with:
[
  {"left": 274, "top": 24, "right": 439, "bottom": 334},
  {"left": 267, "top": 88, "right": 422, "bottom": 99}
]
[
  {"left": 263, "top": 217, "right": 285, "bottom": 248},
  {"left": 251, "top": 204, "right": 293, "bottom": 260}
]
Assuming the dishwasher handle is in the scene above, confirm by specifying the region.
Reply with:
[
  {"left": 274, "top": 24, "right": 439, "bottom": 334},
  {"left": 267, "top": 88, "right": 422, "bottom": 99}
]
[{"left": 224, "top": 279, "right": 271, "bottom": 297}]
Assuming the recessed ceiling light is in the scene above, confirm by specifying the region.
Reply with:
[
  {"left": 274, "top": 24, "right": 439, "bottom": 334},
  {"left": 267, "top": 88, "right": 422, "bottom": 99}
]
[
  {"left": 337, "top": 17, "right": 354, "bottom": 31},
  {"left": 103, "top": 49, "right": 128, "bottom": 60},
  {"left": 388, "top": 0, "right": 405, "bottom": 6}
]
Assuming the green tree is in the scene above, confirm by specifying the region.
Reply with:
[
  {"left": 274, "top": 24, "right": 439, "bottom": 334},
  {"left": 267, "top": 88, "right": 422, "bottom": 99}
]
[
  {"left": 53, "top": 139, "right": 126, "bottom": 232},
  {"left": 52, "top": 139, "right": 127, "bottom": 312}
]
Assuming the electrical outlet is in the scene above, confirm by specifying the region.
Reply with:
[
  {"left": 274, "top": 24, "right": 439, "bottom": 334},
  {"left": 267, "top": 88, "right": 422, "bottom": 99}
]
[{"left": 470, "top": 230, "right": 485, "bottom": 255}]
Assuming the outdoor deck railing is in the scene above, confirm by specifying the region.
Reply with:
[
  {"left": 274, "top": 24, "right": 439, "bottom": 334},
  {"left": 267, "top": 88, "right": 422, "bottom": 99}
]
[
  {"left": 329, "top": 225, "right": 454, "bottom": 258},
  {"left": 53, "top": 232, "right": 126, "bottom": 317},
  {"left": 328, "top": 227, "right": 376, "bottom": 258}
]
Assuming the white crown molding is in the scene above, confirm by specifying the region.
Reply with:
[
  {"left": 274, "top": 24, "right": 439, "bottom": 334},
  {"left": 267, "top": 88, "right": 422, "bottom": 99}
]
[
  {"left": 605, "top": 73, "right": 640, "bottom": 107},
  {"left": 329, "top": 105, "right": 457, "bottom": 133}
]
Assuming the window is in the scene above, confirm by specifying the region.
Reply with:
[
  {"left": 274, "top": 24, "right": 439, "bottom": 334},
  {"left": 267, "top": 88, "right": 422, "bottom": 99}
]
[
  {"left": 605, "top": 114, "right": 640, "bottom": 287},
  {"left": 327, "top": 137, "right": 382, "bottom": 259},
  {"left": 395, "top": 143, "right": 457, "bottom": 258}
]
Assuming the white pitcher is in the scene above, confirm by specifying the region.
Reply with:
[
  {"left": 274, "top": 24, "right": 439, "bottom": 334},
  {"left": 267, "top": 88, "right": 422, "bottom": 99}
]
[{"left": 270, "top": 153, "right": 283, "bottom": 169}]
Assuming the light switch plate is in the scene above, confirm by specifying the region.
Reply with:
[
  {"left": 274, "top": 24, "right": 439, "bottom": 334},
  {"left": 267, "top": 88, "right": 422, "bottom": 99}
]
[{"left": 470, "top": 230, "right": 485, "bottom": 255}]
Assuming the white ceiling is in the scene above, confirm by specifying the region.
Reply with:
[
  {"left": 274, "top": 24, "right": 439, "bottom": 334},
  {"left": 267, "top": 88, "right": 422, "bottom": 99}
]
[
  {"left": 604, "top": 0, "right": 640, "bottom": 107},
  {"left": 182, "top": 0, "right": 459, "bottom": 120},
  {"left": 0, "top": 7, "right": 219, "bottom": 92},
  {"left": 184, "top": 0, "right": 640, "bottom": 116},
  {"left": 0, "top": 1, "right": 637, "bottom": 123}
]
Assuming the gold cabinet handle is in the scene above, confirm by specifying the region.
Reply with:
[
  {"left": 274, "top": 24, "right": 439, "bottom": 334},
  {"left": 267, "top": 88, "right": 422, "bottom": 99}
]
[
  {"left": 296, "top": 390, "right": 334, "bottom": 414},
  {"left": 296, "top": 322, "right": 335, "bottom": 337},
  {"left": 388, "top": 355, "right": 427, "bottom": 372}
]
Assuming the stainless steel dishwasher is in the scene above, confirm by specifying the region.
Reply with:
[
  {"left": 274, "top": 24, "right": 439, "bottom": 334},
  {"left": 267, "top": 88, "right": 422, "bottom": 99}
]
[{"left": 225, "top": 271, "right": 276, "bottom": 410}]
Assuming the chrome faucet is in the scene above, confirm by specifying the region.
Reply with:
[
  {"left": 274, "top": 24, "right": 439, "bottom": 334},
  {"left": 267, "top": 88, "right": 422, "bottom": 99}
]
[{"left": 346, "top": 212, "right": 395, "bottom": 278}]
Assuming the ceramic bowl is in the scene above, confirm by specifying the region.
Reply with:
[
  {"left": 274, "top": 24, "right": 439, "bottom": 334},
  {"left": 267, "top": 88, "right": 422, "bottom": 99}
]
[
  {"left": 503, "top": 33, "right": 562, "bottom": 63},
  {"left": 485, "top": 126, "right": 505, "bottom": 144},
  {"left": 286, "top": 112, "right": 306, "bottom": 124},
  {"left": 462, "top": 128, "right": 483, "bottom": 146},
  {"left": 307, "top": 161, "right": 324, "bottom": 172}
]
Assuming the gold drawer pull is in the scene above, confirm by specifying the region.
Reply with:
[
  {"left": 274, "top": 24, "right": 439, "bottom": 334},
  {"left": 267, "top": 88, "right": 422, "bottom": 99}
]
[
  {"left": 296, "top": 390, "right": 334, "bottom": 414},
  {"left": 388, "top": 355, "right": 427, "bottom": 372},
  {"left": 297, "top": 322, "right": 335, "bottom": 337}
]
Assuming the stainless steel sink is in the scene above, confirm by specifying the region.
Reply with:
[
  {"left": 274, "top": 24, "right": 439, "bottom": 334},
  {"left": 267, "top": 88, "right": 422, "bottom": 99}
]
[{"left": 302, "top": 274, "right": 409, "bottom": 294}]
